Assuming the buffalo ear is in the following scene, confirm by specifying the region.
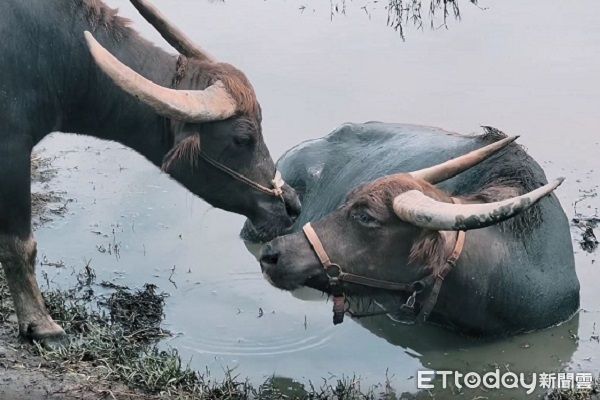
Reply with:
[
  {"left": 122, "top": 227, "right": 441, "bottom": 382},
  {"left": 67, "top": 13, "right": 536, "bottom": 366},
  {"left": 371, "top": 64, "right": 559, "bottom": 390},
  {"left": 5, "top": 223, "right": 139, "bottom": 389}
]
[
  {"left": 161, "top": 134, "right": 201, "bottom": 172},
  {"left": 408, "top": 230, "right": 448, "bottom": 273}
]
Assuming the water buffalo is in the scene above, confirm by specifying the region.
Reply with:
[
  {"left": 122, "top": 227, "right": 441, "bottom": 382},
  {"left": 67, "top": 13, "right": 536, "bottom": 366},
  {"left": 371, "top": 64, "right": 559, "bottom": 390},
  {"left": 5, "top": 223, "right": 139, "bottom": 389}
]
[
  {"left": 250, "top": 123, "right": 579, "bottom": 335},
  {"left": 0, "top": 0, "right": 300, "bottom": 343}
]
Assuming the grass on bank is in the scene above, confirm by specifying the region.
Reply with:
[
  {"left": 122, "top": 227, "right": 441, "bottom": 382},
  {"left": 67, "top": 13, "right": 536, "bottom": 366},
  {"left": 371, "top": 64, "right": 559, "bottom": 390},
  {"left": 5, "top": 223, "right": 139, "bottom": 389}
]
[{"left": 0, "top": 262, "right": 400, "bottom": 399}]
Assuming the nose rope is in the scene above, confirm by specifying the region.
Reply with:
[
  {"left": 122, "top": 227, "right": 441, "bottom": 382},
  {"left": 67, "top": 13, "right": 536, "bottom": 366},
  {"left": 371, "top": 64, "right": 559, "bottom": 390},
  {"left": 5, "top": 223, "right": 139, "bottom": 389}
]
[
  {"left": 198, "top": 152, "right": 285, "bottom": 198},
  {"left": 168, "top": 56, "right": 285, "bottom": 200}
]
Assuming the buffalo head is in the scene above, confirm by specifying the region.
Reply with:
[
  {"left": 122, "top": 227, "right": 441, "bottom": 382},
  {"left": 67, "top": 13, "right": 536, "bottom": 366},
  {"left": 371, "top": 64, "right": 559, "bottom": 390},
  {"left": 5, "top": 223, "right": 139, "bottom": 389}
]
[
  {"left": 84, "top": 0, "right": 300, "bottom": 238},
  {"left": 259, "top": 136, "right": 563, "bottom": 292}
]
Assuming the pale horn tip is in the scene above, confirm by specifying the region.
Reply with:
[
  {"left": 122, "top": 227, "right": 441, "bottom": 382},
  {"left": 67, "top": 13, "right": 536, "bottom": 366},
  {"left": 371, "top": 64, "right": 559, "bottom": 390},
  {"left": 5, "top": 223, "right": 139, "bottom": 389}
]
[
  {"left": 83, "top": 31, "right": 95, "bottom": 47},
  {"left": 554, "top": 177, "right": 566, "bottom": 187}
]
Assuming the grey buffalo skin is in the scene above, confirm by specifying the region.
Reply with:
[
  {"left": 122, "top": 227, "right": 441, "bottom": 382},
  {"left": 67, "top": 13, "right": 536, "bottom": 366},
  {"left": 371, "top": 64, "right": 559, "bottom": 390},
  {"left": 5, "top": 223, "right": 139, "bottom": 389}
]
[
  {"left": 0, "top": 0, "right": 300, "bottom": 343},
  {"left": 244, "top": 123, "right": 580, "bottom": 336}
]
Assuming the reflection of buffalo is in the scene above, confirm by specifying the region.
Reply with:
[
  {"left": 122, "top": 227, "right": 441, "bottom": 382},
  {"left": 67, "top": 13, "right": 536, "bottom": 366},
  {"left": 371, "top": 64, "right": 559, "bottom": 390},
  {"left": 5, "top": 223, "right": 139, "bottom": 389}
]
[
  {"left": 245, "top": 123, "right": 579, "bottom": 336},
  {"left": 351, "top": 308, "right": 579, "bottom": 399},
  {"left": 250, "top": 286, "right": 580, "bottom": 399}
]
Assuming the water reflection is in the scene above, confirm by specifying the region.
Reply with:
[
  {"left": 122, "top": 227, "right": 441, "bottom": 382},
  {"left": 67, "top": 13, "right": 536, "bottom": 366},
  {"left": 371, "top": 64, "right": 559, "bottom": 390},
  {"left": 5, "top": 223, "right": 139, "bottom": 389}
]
[
  {"left": 351, "top": 299, "right": 579, "bottom": 372},
  {"left": 32, "top": 0, "right": 600, "bottom": 395},
  {"left": 329, "top": 0, "right": 481, "bottom": 38}
]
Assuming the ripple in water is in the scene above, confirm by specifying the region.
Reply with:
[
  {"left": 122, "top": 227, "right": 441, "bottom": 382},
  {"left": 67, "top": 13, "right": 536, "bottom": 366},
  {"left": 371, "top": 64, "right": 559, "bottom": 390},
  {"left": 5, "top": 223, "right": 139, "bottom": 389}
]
[
  {"left": 180, "top": 330, "right": 335, "bottom": 357},
  {"left": 174, "top": 274, "right": 337, "bottom": 357}
]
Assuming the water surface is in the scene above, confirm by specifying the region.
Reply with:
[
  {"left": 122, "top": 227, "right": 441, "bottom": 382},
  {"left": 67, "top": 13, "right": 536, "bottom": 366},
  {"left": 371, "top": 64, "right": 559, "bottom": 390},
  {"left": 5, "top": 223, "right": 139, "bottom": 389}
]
[{"left": 35, "top": 0, "right": 599, "bottom": 396}]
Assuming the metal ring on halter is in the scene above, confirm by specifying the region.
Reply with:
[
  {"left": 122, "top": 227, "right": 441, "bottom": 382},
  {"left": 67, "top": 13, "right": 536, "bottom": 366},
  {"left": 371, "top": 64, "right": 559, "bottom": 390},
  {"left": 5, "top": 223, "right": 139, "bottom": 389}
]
[
  {"left": 325, "top": 264, "right": 342, "bottom": 279},
  {"left": 411, "top": 279, "right": 427, "bottom": 294}
]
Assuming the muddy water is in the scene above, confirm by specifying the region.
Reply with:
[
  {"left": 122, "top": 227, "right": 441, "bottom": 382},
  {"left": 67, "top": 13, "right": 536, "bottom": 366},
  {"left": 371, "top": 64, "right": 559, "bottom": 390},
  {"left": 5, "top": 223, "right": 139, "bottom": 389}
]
[{"left": 34, "top": 0, "right": 599, "bottom": 396}]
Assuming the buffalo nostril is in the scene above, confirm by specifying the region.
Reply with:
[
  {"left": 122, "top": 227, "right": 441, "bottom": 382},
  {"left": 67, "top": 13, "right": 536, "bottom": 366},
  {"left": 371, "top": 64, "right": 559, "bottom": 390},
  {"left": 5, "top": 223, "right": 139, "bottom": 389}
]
[
  {"left": 260, "top": 244, "right": 280, "bottom": 268},
  {"left": 285, "top": 203, "right": 300, "bottom": 222},
  {"left": 284, "top": 197, "right": 301, "bottom": 222},
  {"left": 261, "top": 253, "right": 279, "bottom": 266}
]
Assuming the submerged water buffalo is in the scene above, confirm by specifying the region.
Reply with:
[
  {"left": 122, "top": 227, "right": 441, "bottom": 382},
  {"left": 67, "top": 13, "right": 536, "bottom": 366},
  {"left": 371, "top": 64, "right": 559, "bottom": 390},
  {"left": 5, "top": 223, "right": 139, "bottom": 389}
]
[
  {"left": 248, "top": 123, "right": 579, "bottom": 335},
  {"left": 0, "top": 0, "right": 300, "bottom": 342}
]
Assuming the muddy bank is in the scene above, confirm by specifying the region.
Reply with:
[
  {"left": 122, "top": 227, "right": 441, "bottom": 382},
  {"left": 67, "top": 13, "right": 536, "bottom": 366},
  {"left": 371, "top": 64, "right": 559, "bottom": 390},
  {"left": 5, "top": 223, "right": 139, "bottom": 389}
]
[{"left": 0, "top": 325, "right": 143, "bottom": 400}]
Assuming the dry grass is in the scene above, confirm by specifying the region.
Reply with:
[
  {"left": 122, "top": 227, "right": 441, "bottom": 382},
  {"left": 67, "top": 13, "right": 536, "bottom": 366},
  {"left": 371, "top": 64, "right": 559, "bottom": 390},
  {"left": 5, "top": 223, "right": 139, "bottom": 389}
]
[{"left": 24, "top": 265, "right": 396, "bottom": 399}]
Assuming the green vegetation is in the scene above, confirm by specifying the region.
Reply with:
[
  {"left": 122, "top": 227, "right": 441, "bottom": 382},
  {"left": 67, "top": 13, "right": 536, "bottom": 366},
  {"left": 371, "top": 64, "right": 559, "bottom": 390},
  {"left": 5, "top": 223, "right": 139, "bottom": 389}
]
[{"left": 10, "top": 264, "right": 394, "bottom": 399}]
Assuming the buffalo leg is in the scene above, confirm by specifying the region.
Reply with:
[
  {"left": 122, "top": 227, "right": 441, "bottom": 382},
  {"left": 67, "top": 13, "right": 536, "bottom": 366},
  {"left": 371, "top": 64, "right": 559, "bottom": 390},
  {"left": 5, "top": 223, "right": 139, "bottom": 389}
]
[{"left": 0, "top": 136, "right": 65, "bottom": 342}]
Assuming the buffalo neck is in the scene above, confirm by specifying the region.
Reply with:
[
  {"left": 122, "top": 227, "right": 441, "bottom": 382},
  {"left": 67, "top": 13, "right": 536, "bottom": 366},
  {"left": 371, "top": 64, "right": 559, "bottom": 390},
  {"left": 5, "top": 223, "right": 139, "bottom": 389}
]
[{"left": 61, "top": 17, "right": 178, "bottom": 167}]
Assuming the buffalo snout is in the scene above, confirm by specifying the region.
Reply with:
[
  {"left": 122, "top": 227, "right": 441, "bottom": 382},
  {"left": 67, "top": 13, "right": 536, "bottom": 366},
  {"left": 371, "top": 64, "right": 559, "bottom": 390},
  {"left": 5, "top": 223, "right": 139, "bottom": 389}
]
[
  {"left": 241, "top": 184, "right": 301, "bottom": 243},
  {"left": 281, "top": 184, "right": 301, "bottom": 223},
  {"left": 259, "top": 243, "right": 280, "bottom": 270},
  {"left": 259, "top": 233, "right": 327, "bottom": 291}
]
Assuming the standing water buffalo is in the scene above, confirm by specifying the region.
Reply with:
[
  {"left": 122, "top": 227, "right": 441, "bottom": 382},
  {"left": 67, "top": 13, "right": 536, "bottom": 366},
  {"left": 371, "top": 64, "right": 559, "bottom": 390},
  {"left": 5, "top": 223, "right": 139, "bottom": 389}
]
[
  {"left": 249, "top": 123, "right": 579, "bottom": 335},
  {"left": 0, "top": 0, "right": 300, "bottom": 343}
]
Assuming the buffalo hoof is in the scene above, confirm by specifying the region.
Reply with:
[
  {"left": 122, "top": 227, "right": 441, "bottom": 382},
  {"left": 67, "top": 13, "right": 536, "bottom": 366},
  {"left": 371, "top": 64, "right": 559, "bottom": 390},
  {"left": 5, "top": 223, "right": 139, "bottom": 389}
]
[{"left": 21, "top": 318, "right": 67, "bottom": 348}]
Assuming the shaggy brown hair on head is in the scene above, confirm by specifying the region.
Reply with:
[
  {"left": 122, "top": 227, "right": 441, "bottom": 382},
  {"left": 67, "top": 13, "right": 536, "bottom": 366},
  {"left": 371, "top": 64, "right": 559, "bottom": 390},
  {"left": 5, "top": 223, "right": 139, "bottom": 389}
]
[
  {"left": 349, "top": 174, "right": 455, "bottom": 272},
  {"left": 204, "top": 63, "right": 262, "bottom": 119},
  {"left": 349, "top": 174, "right": 452, "bottom": 218},
  {"left": 74, "top": 0, "right": 133, "bottom": 39},
  {"left": 174, "top": 59, "right": 262, "bottom": 121},
  {"left": 161, "top": 134, "right": 201, "bottom": 172}
]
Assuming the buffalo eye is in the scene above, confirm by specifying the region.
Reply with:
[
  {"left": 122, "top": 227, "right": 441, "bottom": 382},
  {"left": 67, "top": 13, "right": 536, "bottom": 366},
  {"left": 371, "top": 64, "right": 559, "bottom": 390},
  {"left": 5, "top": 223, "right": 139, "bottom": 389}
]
[
  {"left": 233, "top": 134, "right": 254, "bottom": 147},
  {"left": 351, "top": 208, "right": 380, "bottom": 228}
]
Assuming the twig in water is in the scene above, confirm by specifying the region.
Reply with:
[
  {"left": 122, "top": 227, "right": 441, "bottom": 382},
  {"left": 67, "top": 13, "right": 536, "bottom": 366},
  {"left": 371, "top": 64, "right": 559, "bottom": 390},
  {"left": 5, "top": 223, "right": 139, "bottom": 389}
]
[{"left": 168, "top": 265, "right": 177, "bottom": 289}]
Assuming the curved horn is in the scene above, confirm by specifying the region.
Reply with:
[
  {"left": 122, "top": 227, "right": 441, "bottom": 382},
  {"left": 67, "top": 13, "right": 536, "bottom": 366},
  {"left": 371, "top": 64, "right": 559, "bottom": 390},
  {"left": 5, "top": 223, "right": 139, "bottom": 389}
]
[
  {"left": 410, "top": 136, "right": 519, "bottom": 184},
  {"left": 84, "top": 31, "right": 236, "bottom": 122},
  {"left": 393, "top": 178, "right": 564, "bottom": 231},
  {"left": 130, "top": 0, "right": 214, "bottom": 62}
]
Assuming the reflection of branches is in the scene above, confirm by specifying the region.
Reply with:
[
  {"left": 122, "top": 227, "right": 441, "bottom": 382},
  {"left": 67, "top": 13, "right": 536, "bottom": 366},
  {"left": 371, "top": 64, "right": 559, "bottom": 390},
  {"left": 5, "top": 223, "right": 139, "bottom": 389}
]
[
  {"left": 330, "top": 0, "right": 480, "bottom": 39},
  {"left": 330, "top": 0, "right": 347, "bottom": 20}
]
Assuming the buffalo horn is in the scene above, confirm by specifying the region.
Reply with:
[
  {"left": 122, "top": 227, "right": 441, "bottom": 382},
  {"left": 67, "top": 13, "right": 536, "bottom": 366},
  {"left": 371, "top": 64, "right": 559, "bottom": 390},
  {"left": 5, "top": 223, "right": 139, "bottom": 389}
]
[
  {"left": 84, "top": 31, "right": 237, "bottom": 122},
  {"left": 392, "top": 178, "right": 564, "bottom": 231},
  {"left": 130, "top": 0, "right": 214, "bottom": 62},
  {"left": 409, "top": 136, "right": 518, "bottom": 184}
]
